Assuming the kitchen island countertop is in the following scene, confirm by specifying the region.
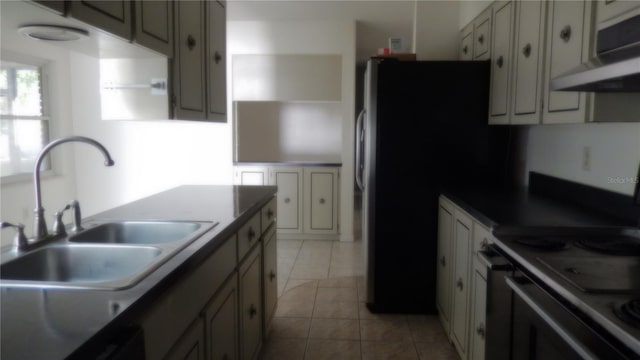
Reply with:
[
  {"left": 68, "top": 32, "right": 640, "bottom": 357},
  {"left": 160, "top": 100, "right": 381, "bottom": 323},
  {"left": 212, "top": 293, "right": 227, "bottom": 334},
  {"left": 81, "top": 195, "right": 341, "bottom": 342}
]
[{"left": 0, "top": 185, "right": 277, "bottom": 360}]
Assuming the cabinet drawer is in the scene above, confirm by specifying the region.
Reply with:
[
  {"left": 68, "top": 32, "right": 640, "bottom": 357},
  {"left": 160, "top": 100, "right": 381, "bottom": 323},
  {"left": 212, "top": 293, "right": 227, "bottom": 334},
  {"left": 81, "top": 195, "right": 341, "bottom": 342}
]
[
  {"left": 261, "top": 197, "right": 277, "bottom": 234},
  {"left": 472, "top": 222, "right": 492, "bottom": 259},
  {"left": 238, "top": 212, "right": 261, "bottom": 262}
]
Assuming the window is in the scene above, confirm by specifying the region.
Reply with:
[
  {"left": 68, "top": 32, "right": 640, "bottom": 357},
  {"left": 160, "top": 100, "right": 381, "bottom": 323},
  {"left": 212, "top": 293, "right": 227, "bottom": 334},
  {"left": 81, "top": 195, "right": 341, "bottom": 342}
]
[{"left": 0, "top": 55, "right": 50, "bottom": 178}]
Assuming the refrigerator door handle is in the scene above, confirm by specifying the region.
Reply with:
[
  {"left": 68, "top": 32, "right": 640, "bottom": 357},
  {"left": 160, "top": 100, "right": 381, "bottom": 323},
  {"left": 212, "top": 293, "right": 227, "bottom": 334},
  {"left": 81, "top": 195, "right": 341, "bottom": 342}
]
[{"left": 355, "top": 108, "right": 366, "bottom": 191}]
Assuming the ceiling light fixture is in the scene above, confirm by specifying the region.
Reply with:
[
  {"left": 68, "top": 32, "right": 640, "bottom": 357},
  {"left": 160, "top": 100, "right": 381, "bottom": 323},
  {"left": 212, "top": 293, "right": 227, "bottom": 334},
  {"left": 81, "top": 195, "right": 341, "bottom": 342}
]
[{"left": 18, "top": 24, "right": 89, "bottom": 41}]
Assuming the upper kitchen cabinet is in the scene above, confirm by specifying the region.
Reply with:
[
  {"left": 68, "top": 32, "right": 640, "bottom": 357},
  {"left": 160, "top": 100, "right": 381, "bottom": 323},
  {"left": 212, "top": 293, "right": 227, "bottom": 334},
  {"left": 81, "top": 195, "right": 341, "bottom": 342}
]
[
  {"left": 33, "top": 0, "right": 65, "bottom": 14},
  {"left": 173, "top": 0, "right": 227, "bottom": 122},
  {"left": 510, "top": 0, "right": 547, "bottom": 125},
  {"left": 69, "top": 0, "right": 133, "bottom": 41},
  {"left": 135, "top": 0, "right": 173, "bottom": 57},
  {"left": 233, "top": 55, "right": 342, "bottom": 102},
  {"left": 541, "top": 0, "right": 594, "bottom": 124},
  {"left": 207, "top": 0, "right": 227, "bottom": 119},
  {"left": 459, "top": 23, "right": 474, "bottom": 60},
  {"left": 473, "top": 7, "right": 492, "bottom": 60},
  {"left": 489, "top": 1, "right": 515, "bottom": 125},
  {"left": 459, "top": 6, "right": 491, "bottom": 61}
]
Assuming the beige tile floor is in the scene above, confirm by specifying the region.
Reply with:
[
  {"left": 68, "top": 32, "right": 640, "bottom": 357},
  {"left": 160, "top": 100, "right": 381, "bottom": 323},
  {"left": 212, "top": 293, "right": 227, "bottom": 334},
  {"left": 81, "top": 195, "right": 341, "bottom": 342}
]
[{"left": 259, "top": 239, "right": 459, "bottom": 360}]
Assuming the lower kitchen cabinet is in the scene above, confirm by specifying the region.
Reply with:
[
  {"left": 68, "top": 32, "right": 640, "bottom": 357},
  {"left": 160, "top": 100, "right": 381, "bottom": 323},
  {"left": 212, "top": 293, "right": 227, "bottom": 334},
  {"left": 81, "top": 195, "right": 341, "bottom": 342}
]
[
  {"left": 204, "top": 273, "right": 238, "bottom": 360},
  {"left": 137, "top": 200, "right": 276, "bottom": 360},
  {"left": 451, "top": 209, "right": 473, "bottom": 359},
  {"left": 164, "top": 318, "right": 206, "bottom": 360},
  {"left": 436, "top": 197, "right": 455, "bottom": 334},
  {"left": 234, "top": 166, "right": 269, "bottom": 186},
  {"left": 239, "top": 245, "right": 263, "bottom": 360},
  {"left": 262, "top": 225, "right": 278, "bottom": 336},
  {"left": 234, "top": 165, "right": 340, "bottom": 238},
  {"left": 470, "top": 271, "right": 487, "bottom": 360},
  {"left": 437, "top": 195, "right": 493, "bottom": 360},
  {"left": 303, "top": 167, "right": 339, "bottom": 235},
  {"left": 272, "top": 167, "right": 303, "bottom": 233}
]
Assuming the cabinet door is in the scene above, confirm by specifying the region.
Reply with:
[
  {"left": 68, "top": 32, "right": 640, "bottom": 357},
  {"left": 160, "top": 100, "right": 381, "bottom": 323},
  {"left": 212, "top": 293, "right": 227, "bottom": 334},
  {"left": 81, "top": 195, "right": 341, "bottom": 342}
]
[
  {"left": 262, "top": 227, "right": 278, "bottom": 336},
  {"left": 460, "top": 24, "right": 474, "bottom": 60},
  {"left": 436, "top": 198, "right": 454, "bottom": 334},
  {"left": 239, "top": 247, "right": 262, "bottom": 360},
  {"left": 470, "top": 271, "right": 487, "bottom": 360},
  {"left": 173, "top": 0, "right": 207, "bottom": 120},
  {"left": 204, "top": 273, "right": 238, "bottom": 360},
  {"left": 164, "top": 318, "right": 205, "bottom": 360},
  {"left": 473, "top": 7, "right": 492, "bottom": 60},
  {"left": 271, "top": 168, "right": 303, "bottom": 233},
  {"left": 207, "top": 1, "right": 227, "bottom": 121},
  {"left": 542, "top": 0, "right": 593, "bottom": 124},
  {"left": 489, "top": 1, "right": 515, "bottom": 125},
  {"left": 234, "top": 166, "right": 269, "bottom": 185},
  {"left": 303, "top": 168, "right": 339, "bottom": 234},
  {"left": 260, "top": 197, "right": 277, "bottom": 234},
  {"left": 451, "top": 210, "right": 472, "bottom": 358},
  {"left": 511, "top": 0, "right": 546, "bottom": 125},
  {"left": 69, "top": 0, "right": 132, "bottom": 40},
  {"left": 135, "top": 0, "right": 173, "bottom": 57}
]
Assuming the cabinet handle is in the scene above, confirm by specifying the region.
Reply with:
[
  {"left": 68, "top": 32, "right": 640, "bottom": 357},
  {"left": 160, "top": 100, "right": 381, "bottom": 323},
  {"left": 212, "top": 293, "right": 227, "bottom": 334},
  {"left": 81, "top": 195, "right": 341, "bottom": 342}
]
[
  {"left": 478, "top": 34, "right": 484, "bottom": 44},
  {"left": 522, "top": 43, "right": 532, "bottom": 58},
  {"left": 248, "top": 227, "right": 256, "bottom": 241},
  {"left": 496, "top": 56, "right": 504, "bottom": 69},
  {"left": 269, "top": 270, "right": 276, "bottom": 281},
  {"left": 456, "top": 278, "right": 464, "bottom": 290},
  {"left": 249, "top": 304, "right": 257, "bottom": 319},
  {"left": 463, "top": 45, "right": 468, "bottom": 54},
  {"left": 267, "top": 208, "right": 274, "bottom": 219},
  {"left": 476, "top": 323, "right": 486, "bottom": 339},
  {"left": 214, "top": 51, "right": 222, "bottom": 64},
  {"left": 187, "top": 35, "right": 196, "bottom": 50},
  {"left": 319, "top": 198, "right": 326, "bottom": 204},
  {"left": 481, "top": 238, "right": 489, "bottom": 250},
  {"left": 560, "top": 25, "right": 572, "bottom": 43},
  {"left": 284, "top": 197, "right": 291, "bottom": 204},
  {"left": 440, "top": 256, "right": 446, "bottom": 267}
]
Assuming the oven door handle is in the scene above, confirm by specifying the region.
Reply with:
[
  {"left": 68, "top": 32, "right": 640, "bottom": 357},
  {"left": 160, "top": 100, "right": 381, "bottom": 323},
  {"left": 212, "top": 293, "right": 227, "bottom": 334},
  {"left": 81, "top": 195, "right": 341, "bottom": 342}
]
[{"left": 505, "top": 276, "right": 599, "bottom": 360}]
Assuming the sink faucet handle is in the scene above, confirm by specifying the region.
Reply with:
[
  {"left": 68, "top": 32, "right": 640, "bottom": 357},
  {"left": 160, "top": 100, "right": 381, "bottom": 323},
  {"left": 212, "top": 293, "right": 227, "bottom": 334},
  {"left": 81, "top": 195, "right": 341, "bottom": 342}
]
[
  {"left": 1, "top": 222, "right": 28, "bottom": 250},
  {"left": 69, "top": 200, "right": 84, "bottom": 232},
  {"left": 52, "top": 204, "right": 71, "bottom": 236}
]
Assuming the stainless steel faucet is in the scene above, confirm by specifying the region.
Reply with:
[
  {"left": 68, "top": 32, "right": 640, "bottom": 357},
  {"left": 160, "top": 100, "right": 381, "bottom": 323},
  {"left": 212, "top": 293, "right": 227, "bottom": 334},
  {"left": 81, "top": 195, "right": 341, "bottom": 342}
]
[{"left": 32, "top": 136, "right": 114, "bottom": 242}]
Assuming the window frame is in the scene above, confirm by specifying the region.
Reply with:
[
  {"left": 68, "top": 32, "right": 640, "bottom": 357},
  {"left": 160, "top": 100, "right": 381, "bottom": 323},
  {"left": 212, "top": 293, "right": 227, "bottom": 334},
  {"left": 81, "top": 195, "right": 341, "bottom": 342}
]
[{"left": 0, "top": 51, "right": 54, "bottom": 184}]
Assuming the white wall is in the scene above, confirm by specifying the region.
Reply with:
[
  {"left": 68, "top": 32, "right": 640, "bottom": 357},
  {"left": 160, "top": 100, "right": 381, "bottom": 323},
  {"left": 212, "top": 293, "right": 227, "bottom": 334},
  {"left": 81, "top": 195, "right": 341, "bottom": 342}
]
[
  {"left": 0, "top": 18, "right": 77, "bottom": 247},
  {"left": 413, "top": 1, "right": 460, "bottom": 59},
  {"left": 458, "top": 0, "right": 492, "bottom": 29},
  {"left": 524, "top": 123, "right": 640, "bottom": 195},
  {"left": 70, "top": 53, "right": 234, "bottom": 217},
  {"left": 235, "top": 102, "right": 343, "bottom": 163},
  {"left": 228, "top": 20, "right": 356, "bottom": 241}
]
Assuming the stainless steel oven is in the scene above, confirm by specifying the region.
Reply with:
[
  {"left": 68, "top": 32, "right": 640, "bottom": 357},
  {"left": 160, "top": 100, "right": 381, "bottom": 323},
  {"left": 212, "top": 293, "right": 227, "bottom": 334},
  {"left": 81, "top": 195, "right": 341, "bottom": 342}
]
[
  {"left": 506, "top": 273, "right": 634, "bottom": 360},
  {"left": 478, "top": 245, "right": 513, "bottom": 360},
  {"left": 487, "top": 227, "right": 640, "bottom": 360}
]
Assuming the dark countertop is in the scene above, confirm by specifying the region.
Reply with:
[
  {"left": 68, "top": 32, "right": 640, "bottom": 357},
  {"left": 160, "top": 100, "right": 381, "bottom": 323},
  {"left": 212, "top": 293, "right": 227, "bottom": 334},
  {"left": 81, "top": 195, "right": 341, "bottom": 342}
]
[
  {"left": 0, "top": 185, "right": 277, "bottom": 360},
  {"left": 442, "top": 186, "right": 635, "bottom": 230},
  {"left": 234, "top": 161, "right": 342, "bottom": 167}
]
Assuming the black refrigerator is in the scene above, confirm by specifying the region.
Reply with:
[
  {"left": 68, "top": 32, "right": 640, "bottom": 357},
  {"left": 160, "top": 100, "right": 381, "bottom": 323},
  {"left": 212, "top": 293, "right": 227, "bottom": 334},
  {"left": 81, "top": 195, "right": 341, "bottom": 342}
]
[{"left": 355, "top": 58, "right": 511, "bottom": 313}]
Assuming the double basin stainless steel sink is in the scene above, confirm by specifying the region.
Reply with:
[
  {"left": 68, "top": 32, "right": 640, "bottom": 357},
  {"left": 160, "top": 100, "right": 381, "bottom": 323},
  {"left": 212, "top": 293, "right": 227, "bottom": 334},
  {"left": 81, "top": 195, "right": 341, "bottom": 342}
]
[{"left": 0, "top": 221, "right": 216, "bottom": 290}]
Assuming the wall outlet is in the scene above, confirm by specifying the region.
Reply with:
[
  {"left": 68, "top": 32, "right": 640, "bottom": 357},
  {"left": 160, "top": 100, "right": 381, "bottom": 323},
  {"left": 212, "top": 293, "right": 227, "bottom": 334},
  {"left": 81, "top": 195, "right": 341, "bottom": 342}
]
[{"left": 582, "top": 146, "right": 591, "bottom": 172}]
